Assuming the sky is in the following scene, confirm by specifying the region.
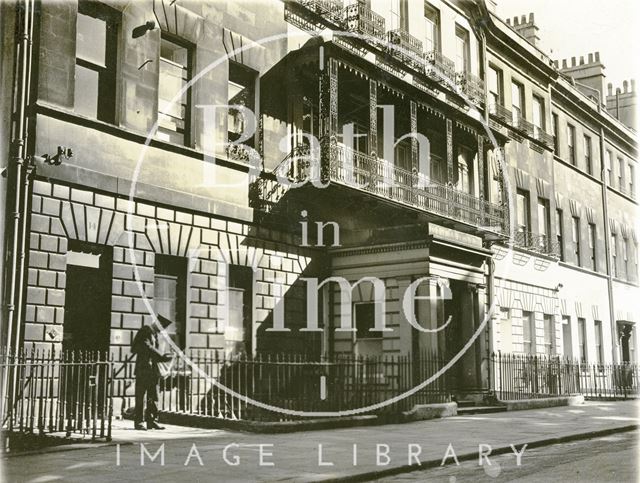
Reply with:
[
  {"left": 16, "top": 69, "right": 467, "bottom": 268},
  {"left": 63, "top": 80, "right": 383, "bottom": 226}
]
[{"left": 496, "top": 0, "right": 640, "bottom": 90}]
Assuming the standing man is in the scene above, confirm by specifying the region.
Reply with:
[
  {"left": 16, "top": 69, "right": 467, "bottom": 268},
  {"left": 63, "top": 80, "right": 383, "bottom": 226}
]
[{"left": 131, "top": 315, "right": 174, "bottom": 430}]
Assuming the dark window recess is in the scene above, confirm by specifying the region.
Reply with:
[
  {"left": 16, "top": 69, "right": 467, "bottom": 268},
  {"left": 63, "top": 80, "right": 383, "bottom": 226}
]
[
  {"left": 228, "top": 61, "right": 257, "bottom": 146},
  {"left": 154, "top": 255, "right": 188, "bottom": 350},
  {"left": 572, "top": 216, "right": 581, "bottom": 265},
  {"left": 158, "top": 35, "right": 193, "bottom": 146},
  {"left": 74, "top": 2, "right": 119, "bottom": 123},
  {"left": 63, "top": 241, "right": 113, "bottom": 353},
  {"left": 226, "top": 265, "right": 254, "bottom": 356},
  {"left": 552, "top": 113, "right": 559, "bottom": 153},
  {"left": 567, "top": 124, "right": 576, "bottom": 165},
  {"left": 588, "top": 223, "right": 597, "bottom": 271},
  {"left": 556, "top": 209, "right": 564, "bottom": 261},
  {"left": 355, "top": 303, "right": 382, "bottom": 339}
]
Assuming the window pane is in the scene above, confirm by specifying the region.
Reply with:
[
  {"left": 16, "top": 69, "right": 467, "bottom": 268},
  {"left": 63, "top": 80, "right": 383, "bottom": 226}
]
[
  {"left": 74, "top": 64, "right": 99, "bottom": 118},
  {"left": 578, "top": 318, "right": 586, "bottom": 361},
  {"left": 158, "top": 38, "right": 190, "bottom": 145},
  {"left": 538, "top": 200, "right": 548, "bottom": 237},
  {"left": 355, "top": 303, "right": 380, "bottom": 339},
  {"left": 511, "top": 83, "right": 520, "bottom": 109},
  {"left": 544, "top": 315, "right": 554, "bottom": 355},
  {"left": 76, "top": 13, "right": 107, "bottom": 66},
  {"left": 533, "top": 97, "right": 542, "bottom": 128}
]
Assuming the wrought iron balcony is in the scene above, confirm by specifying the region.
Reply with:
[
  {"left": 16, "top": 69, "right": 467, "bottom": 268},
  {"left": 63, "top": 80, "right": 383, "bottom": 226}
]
[
  {"left": 424, "top": 50, "right": 456, "bottom": 85},
  {"left": 511, "top": 114, "right": 535, "bottom": 137},
  {"left": 489, "top": 103, "right": 512, "bottom": 124},
  {"left": 513, "top": 231, "right": 561, "bottom": 258},
  {"left": 324, "top": 142, "right": 507, "bottom": 235},
  {"left": 455, "top": 71, "right": 484, "bottom": 105},
  {"left": 386, "top": 29, "right": 424, "bottom": 70},
  {"left": 295, "top": 0, "right": 344, "bottom": 24},
  {"left": 533, "top": 126, "right": 555, "bottom": 149},
  {"left": 251, "top": 141, "right": 509, "bottom": 236},
  {"left": 344, "top": 1, "right": 385, "bottom": 43}
]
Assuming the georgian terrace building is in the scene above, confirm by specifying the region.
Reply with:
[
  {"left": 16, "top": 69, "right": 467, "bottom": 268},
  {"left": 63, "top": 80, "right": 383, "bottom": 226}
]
[{"left": 1, "top": 0, "right": 637, "bottom": 415}]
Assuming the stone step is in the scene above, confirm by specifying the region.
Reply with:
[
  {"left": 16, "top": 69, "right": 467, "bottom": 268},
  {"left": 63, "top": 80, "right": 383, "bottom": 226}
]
[{"left": 456, "top": 405, "right": 506, "bottom": 415}]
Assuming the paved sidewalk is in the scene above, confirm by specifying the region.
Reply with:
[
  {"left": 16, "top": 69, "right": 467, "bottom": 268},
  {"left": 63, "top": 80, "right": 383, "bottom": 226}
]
[{"left": 3, "top": 400, "right": 638, "bottom": 482}]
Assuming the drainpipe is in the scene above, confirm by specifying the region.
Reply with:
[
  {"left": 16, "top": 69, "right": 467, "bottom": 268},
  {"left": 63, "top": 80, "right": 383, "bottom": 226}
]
[
  {"left": 13, "top": 0, "right": 36, "bottom": 357},
  {"left": 1, "top": 0, "right": 34, "bottom": 418}
]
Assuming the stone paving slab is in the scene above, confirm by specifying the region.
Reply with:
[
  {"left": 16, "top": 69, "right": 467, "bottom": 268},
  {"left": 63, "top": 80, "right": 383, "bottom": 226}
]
[{"left": 3, "top": 400, "right": 638, "bottom": 482}]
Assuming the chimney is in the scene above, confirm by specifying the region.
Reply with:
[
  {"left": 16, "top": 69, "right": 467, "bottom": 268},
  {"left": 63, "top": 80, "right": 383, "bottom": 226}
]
[
  {"left": 508, "top": 12, "right": 540, "bottom": 47},
  {"left": 559, "top": 51, "right": 606, "bottom": 101}
]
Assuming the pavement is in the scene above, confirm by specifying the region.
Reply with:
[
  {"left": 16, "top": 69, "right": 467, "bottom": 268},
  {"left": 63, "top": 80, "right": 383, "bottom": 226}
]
[{"left": 2, "top": 399, "right": 638, "bottom": 482}]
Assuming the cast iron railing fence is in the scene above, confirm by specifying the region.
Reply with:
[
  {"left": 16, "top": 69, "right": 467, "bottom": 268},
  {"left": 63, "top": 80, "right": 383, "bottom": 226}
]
[
  {"left": 0, "top": 350, "right": 113, "bottom": 447},
  {"left": 115, "top": 350, "right": 449, "bottom": 422},
  {"left": 492, "top": 352, "right": 640, "bottom": 400}
]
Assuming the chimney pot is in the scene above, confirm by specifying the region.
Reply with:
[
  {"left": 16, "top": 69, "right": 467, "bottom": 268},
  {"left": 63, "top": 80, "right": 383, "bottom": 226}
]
[
  {"left": 632, "top": 79, "right": 636, "bottom": 92},
  {"left": 553, "top": 60, "right": 559, "bottom": 68},
  {"left": 579, "top": 56, "right": 585, "bottom": 65},
  {"left": 529, "top": 12, "right": 534, "bottom": 23},
  {"left": 588, "top": 53, "right": 594, "bottom": 63},
  {"left": 506, "top": 18, "right": 511, "bottom": 25},
  {"left": 571, "top": 56, "right": 576, "bottom": 67},
  {"left": 608, "top": 83, "right": 613, "bottom": 96},
  {"left": 521, "top": 14, "right": 526, "bottom": 24},
  {"left": 623, "top": 80, "right": 628, "bottom": 93},
  {"left": 514, "top": 16, "right": 519, "bottom": 26},
  {"left": 562, "top": 59, "right": 568, "bottom": 69},
  {"left": 595, "top": 51, "right": 600, "bottom": 62}
]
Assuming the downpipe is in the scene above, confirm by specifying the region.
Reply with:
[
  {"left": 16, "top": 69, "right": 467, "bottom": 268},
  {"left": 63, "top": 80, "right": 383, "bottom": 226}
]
[
  {"left": 12, "top": 0, "right": 36, "bottom": 358},
  {"left": 1, "top": 0, "right": 34, "bottom": 422}
]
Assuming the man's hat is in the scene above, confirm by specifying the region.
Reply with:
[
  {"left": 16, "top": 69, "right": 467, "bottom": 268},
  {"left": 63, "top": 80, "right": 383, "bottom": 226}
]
[{"left": 156, "top": 314, "right": 174, "bottom": 329}]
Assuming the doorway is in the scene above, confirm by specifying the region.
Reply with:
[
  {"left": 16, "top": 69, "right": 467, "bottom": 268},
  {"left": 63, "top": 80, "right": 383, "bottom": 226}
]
[
  {"left": 225, "top": 265, "right": 254, "bottom": 357},
  {"left": 63, "top": 241, "right": 113, "bottom": 353}
]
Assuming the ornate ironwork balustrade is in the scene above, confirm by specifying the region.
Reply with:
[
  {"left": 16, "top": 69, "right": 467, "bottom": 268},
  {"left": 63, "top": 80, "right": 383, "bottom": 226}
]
[
  {"left": 295, "top": 0, "right": 343, "bottom": 23},
  {"left": 513, "top": 230, "right": 561, "bottom": 258},
  {"left": 424, "top": 50, "right": 456, "bottom": 85},
  {"left": 455, "top": 71, "right": 484, "bottom": 105},
  {"left": 489, "top": 103, "right": 512, "bottom": 124},
  {"left": 386, "top": 28, "right": 424, "bottom": 70},
  {"left": 343, "top": 1, "right": 386, "bottom": 43},
  {"left": 326, "top": 142, "right": 508, "bottom": 235}
]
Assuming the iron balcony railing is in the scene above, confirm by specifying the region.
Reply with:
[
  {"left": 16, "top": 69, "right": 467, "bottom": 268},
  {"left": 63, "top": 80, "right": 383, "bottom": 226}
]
[
  {"left": 513, "top": 230, "right": 561, "bottom": 258},
  {"left": 295, "top": 0, "right": 343, "bottom": 24},
  {"left": 343, "top": 1, "right": 385, "bottom": 42},
  {"left": 489, "top": 103, "right": 513, "bottom": 124},
  {"left": 250, "top": 142, "right": 509, "bottom": 236},
  {"left": 533, "top": 126, "right": 555, "bottom": 149},
  {"left": 511, "top": 114, "right": 535, "bottom": 137},
  {"left": 424, "top": 50, "right": 456, "bottom": 85},
  {"left": 455, "top": 71, "right": 484, "bottom": 105},
  {"left": 326, "top": 142, "right": 508, "bottom": 235},
  {"left": 386, "top": 28, "right": 424, "bottom": 70}
]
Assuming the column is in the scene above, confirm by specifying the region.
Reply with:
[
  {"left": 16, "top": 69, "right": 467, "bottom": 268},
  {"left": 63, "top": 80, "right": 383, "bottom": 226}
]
[
  {"left": 369, "top": 79, "right": 377, "bottom": 157},
  {"left": 446, "top": 118, "right": 454, "bottom": 184},
  {"left": 410, "top": 100, "right": 418, "bottom": 170},
  {"left": 477, "top": 134, "right": 485, "bottom": 202},
  {"left": 495, "top": 145, "right": 509, "bottom": 231},
  {"left": 319, "top": 57, "right": 338, "bottom": 182}
]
